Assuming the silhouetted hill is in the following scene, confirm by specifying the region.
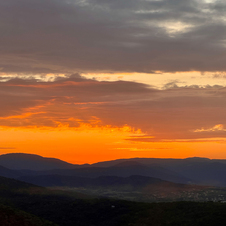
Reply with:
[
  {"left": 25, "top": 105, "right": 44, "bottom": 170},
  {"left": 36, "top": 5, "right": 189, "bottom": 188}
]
[
  {"left": 3, "top": 153, "right": 226, "bottom": 187},
  {"left": 19, "top": 174, "right": 206, "bottom": 194},
  {"left": 40, "top": 162, "right": 190, "bottom": 184},
  {"left": 18, "top": 174, "right": 175, "bottom": 188},
  {"left": 0, "top": 165, "right": 23, "bottom": 179},
  {"left": 0, "top": 153, "right": 78, "bottom": 171},
  {"left": 0, "top": 204, "right": 56, "bottom": 226},
  {"left": 0, "top": 175, "right": 46, "bottom": 195},
  {"left": 112, "top": 161, "right": 144, "bottom": 167},
  {"left": 92, "top": 157, "right": 213, "bottom": 167},
  {"left": 91, "top": 157, "right": 226, "bottom": 186},
  {"left": 161, "top": 161, "right": 226, "bottom": 186}
]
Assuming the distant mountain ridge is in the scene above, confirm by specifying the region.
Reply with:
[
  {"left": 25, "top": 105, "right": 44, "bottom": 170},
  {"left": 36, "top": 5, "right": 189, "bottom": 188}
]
[
  {"left": 1, "top": 153, "right": 224, "bottom": 170},
  {"left": 0, "top": 153, "right": 78, "bottom": 171},
  {"left": 19, "top": 174, "right": 206, "bottom": 193},
  {"left": 92, "top": 157, "right": 218, "bottom": 168},
  {"left": 36, "top": 160, "right": 190, "bottom": 184},
  {"left": 2, "top": 153, "right": 226, "bottom": 186}
]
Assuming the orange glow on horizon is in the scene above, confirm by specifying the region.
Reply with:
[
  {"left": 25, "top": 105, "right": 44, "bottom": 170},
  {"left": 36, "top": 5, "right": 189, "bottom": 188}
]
[{"left": 1, "top": 125, "right": 226, "bottom": 164}]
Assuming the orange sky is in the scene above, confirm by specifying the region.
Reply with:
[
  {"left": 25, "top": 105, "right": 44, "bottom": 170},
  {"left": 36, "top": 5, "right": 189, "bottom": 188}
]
[
  {"left": 1, "top": 0, "right": 226, "bottom": 163},
  {"left": 1, "top": 75, "right": 226, "bottom": 164},
  {"left": 1, "top": 124, "right": 226, "bottom": 164}
]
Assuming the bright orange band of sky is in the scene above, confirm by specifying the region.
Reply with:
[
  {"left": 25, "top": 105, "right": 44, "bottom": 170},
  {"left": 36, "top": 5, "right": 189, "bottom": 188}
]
[{"left": 1, "top": 125, "right": 226, "bottom": 164}]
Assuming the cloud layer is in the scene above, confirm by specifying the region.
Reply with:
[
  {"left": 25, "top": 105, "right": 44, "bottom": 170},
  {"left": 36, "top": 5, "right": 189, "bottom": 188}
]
[
  {"left": 1, "top": 0, "right": 226, "bottom": 73},
  {"left": 1, "top": 74, "right": 226, "bottom": 142}
]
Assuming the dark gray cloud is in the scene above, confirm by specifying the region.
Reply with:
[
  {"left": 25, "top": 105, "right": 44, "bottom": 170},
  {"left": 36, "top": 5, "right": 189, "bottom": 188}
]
[{"left": 0, "top": 0, "right": 226, "bottom": 73}]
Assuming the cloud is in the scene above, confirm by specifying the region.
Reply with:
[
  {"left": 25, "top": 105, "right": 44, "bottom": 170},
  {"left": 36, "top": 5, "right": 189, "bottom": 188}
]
[
  {"left": 115, "top": 147, "right": 172, "bottom": 151},
  {"left": 212, "top": 72, "right": 226, "bottom": 79},
  {"left": 1, "top": 75, "right": 226, "bottom": 142},
  {"left": 194, "top": 124, "right": 226, "bottom": 132},
  {"left": 0, "top": 147, "right": 16, "bottom": 149},
  {"left": 0, "top": 0, "right": 226, "bottom": 73},
  {"left": 0, "top": 75, "right": 154, "bottom": 128}
]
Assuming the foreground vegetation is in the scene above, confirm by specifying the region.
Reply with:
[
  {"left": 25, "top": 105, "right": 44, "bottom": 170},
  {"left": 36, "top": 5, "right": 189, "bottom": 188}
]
[
  {"left": 0, "top": 204, "right": 55, "bottom": 226},
  {"left": 2, "top": 176, "right": 226, "bottom": 225},
  {"left": 60, "top": 186, "right": 226, "bottom": 203}
]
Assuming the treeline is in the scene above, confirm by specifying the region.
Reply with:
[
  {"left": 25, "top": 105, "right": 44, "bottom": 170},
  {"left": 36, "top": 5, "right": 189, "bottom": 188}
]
[
  {"left": 1, "top": 176, "right": 226, "bottom": 225},
  {"left": 0, "top": 204, "right": 56, "bottom": 226},
  {"left": 5, "top": 193, "right": 226, "bottom": 226}
]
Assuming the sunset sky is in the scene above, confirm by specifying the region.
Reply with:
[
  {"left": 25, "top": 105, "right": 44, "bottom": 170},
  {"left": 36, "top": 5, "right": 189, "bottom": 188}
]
[{"left": 1, "top": 0, "right": 226, "bottom": 164}]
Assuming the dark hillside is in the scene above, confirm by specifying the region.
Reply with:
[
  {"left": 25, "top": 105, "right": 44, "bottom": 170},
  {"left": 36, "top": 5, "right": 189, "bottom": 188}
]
[
  {"left": 43, "top": 162, "right": 190, "bottom": 184},
  {"left": 0, "top": 176, "right": 226, "bottom": 225},
  {"left": 0, "top": 204, "right": 56, "bottom": 226},
  {"left": 0, "top": 153, "right": 77, "bottom": 171},
  {"left": 19, "top": 174, "right": 200, "bottom": 191}
]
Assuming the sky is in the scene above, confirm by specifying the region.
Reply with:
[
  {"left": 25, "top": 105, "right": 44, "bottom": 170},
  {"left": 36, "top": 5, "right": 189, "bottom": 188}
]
[{"left": 1, "top": 0, "right": 226, "bottom": 164}]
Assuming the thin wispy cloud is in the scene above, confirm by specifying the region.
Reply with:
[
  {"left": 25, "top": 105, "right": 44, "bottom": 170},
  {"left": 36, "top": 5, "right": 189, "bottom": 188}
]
[
  {"left": 194, "top": 124, "right": 226, "bottom": 132},
  {"left": 0, "top": 147, "right": 16, "bottom": 150}
]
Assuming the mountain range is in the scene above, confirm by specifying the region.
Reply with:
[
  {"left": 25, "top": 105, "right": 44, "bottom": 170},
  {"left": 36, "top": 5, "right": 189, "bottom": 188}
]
[
  {"left": 1, "top": 153, "right": 226, "bottom": 187},
  {"left": 0, "top": 153, "right": 76, "bottom": 171}
]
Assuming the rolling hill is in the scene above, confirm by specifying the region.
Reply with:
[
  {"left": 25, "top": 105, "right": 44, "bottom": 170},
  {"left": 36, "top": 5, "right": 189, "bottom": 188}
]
[
  {"left": 2, "top": 153, "right": 226, "bottom": 187},
  {"left": 0, "top": 153, "right": 78, "bottom": 171},
  {"left": 18, "top": 174, "right": 194, "bottom": 190}
]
